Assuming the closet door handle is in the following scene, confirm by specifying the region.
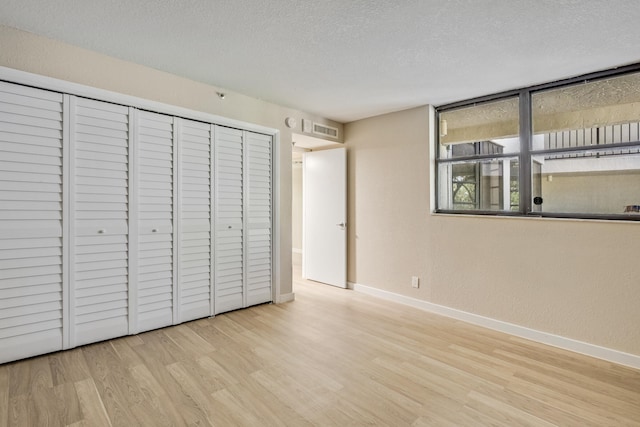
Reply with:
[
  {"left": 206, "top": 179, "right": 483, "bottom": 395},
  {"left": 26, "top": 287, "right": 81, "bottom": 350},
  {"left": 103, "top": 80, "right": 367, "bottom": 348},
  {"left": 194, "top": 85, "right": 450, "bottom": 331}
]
[
  {"left": 152, "top": 228, "right": 158, "bottom": 233},
  {"left": 98, "top": 229, "right": 106, "bottom": 234}
]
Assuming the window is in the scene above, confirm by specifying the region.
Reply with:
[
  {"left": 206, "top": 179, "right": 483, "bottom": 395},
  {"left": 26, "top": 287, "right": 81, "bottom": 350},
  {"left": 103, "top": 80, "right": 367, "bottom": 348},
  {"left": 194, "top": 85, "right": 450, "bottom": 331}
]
[
  {"left": 437, "top": 97, "right": 520, "bottom": 212},
  {"left": 435, "top": 65, "right": 640, "bottom": 220}
]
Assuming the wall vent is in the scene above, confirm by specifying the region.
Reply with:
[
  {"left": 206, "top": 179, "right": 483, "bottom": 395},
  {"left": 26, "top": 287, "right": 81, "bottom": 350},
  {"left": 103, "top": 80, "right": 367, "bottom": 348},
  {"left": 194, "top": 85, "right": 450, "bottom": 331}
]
[{"left": 313, "top": 122, "right": 339, "bottom": 139}]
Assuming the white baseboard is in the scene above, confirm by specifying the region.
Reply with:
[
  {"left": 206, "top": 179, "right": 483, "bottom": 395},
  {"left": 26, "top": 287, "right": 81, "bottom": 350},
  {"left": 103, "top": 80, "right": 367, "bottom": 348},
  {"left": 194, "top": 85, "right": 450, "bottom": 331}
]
[
  {"left": 352, "top": 282, "right": 640, "bottom": 370},
  {"left": 276, "top": 292, "right": 295, "bottom": 304}
]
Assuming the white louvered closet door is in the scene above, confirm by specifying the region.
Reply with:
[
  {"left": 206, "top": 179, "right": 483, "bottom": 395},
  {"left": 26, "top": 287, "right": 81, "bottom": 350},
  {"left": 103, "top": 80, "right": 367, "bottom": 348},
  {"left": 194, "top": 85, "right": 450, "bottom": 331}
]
[
  {"left": 70, "top": 97, "right": 131, "bottom": 347},
  {"left": 177, "top": 119, "right": 212, "bottom": 322},
  {"left": 245, "top": 132, "right": 272, "bottom": 306},
  {"left": 214, "top": 126, "right": 244, "bottom": 314},
  {"left": 0, "top": 82, "right": 66, "bottom": 364},
  {"left": 136, "top": 111, "right": 176, "bottom": 332}
]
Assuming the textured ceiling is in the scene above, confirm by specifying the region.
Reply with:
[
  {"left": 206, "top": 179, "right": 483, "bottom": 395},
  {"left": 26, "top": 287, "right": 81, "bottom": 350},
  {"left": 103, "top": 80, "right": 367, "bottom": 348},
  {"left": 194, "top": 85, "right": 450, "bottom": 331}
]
[{"left": 1, "top": 0, "right": 640, "bottom": 123}]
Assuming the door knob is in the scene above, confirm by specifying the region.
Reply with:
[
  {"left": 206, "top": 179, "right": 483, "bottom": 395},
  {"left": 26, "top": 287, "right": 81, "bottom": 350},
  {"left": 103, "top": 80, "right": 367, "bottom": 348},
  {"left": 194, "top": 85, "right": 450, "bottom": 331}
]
[{"left": 336, "top": 222, "right": 346, "bottom": 230}]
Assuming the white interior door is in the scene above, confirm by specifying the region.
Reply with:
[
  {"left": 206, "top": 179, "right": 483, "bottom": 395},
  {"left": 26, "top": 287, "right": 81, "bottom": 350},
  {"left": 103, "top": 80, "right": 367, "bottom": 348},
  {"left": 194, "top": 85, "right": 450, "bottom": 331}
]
[
  {"left": 177, "top": 119, "right": 212, "bottom": 322},
  {"left": 303, "top": 147, "right": 346, "bottom": 288},
  {"left": 70, "top": 97, "right": 131, "bottom": 347},
  {"left": 135, "top": 111, "right": 176, "bottom": 333},
  {"left": 214, "top": 126, "right": 244, "bottom": 314},
  {"left": 245, "top": 131, "right": 272, "bottom": 306}
]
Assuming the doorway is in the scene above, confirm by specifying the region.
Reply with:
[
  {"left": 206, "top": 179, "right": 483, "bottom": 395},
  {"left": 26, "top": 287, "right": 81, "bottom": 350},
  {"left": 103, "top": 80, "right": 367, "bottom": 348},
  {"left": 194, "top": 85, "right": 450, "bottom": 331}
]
[{"left": 291, "top": 133, "right": 344, "bottom": 288}]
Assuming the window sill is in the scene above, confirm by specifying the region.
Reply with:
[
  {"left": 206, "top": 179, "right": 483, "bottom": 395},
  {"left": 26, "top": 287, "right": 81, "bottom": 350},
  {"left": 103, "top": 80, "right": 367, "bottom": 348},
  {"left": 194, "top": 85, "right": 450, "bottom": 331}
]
[{"left": 431, "top": 210, "right": 640, "bottom": 224}]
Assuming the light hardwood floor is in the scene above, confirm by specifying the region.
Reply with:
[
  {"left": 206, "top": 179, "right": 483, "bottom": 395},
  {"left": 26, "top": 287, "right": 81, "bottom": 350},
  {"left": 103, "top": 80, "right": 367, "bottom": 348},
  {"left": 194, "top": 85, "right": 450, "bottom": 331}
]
[{"left": 1, "top": 271, "right": 639, "bottom": 426}]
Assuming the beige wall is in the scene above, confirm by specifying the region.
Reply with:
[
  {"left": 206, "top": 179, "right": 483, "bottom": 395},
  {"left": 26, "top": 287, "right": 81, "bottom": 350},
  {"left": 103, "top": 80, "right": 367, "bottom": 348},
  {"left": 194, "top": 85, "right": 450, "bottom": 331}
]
[
  {"left": 0, "top": 24, "right": 342, "bottom": 298},
  {"left": 346, "top": 107, "right": 431, "bottom": 297},
  {"left": 345, "top": 106, "right": 640, "bottom": 356}
]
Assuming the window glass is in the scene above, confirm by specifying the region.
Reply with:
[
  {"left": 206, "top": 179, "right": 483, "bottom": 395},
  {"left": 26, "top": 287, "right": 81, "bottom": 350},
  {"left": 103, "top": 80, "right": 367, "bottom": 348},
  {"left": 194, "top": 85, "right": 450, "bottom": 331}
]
[
  {"left": 532, "top": 72, "right": 640, "bottom": 150},
  {"left": 439, "top": 97, "right": 520, "bottom": 160},
  {"left": 531, "top": 149, "right": 640, "bottom": 215},
  {"left": 438, "top": 157, "right": 520, "bottom": 211},
  {"left": 531, "top": 72, "right": 640, "bottom": 215}
]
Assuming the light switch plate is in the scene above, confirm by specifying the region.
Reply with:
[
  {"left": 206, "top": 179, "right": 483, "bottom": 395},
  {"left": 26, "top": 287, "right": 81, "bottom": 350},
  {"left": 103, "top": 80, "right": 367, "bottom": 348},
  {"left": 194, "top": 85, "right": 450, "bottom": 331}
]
[{"left": 411, "top": 276, "right": 419, "bottom": 288}]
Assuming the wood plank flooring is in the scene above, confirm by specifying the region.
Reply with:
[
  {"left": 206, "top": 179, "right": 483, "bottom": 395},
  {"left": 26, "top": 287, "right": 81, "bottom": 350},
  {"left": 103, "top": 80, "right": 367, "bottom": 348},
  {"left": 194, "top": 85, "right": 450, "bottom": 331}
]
[{"left": 1, "top": 271, "right": 639, "bottom": 426}]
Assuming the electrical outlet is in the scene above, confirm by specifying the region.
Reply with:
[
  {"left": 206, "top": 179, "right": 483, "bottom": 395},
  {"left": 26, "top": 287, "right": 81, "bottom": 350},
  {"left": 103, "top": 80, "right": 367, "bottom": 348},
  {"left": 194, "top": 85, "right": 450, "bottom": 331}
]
[{"left": 411, "top": 276, "right": 419, "bottom": 288}]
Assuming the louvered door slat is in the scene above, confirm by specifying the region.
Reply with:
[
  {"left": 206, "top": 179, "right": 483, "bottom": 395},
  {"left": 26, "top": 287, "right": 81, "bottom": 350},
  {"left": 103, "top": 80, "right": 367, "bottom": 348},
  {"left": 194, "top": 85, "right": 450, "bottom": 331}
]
[
  {"left": 0, "top": 82, "right": 64, "bottom": 364},
  {"left": 179, "top": 119, "right": 211, "bottom": 321},
  {"left": 72, "top": 97, "right": 130, "bottom": 347},
  {"left": 214, "top": 126, "right": 244, "bottom": 314},
  {"left": 246, "top": 132, "right": 272, "bottom": 306},
  {"left": 136, "top": 111, "right": 175, "bottom": 332}
]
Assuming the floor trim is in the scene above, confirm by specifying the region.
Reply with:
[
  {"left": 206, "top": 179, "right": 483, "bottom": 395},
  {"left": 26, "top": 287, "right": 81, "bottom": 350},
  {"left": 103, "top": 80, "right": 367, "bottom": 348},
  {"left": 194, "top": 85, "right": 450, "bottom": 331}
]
[
  {"left": 276, "top": 292, "right": 295, "bottom": 304},
  {"left": 350, "top": 282, "right": 640, "bottom": 370}
]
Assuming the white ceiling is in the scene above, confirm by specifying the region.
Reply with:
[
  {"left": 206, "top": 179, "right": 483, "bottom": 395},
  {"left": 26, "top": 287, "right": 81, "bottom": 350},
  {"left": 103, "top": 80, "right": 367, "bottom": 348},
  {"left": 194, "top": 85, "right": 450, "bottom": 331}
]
[{"left": 2, "top": 0, "right": 640, "bottom": 123}]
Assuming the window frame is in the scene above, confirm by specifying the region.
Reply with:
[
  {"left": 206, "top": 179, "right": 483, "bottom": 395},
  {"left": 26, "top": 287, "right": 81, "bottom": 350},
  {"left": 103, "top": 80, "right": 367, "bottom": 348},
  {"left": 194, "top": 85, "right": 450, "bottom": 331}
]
[{"left": 435, "top": 63, "right": 640, "bottom": 221}]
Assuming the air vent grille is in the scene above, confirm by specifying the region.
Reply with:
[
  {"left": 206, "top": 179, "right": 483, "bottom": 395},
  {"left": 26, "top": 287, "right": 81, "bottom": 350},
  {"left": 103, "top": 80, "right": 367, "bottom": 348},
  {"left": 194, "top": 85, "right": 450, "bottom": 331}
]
[{"left": 313, "top": 123, "right": 339, "bottom": 139}]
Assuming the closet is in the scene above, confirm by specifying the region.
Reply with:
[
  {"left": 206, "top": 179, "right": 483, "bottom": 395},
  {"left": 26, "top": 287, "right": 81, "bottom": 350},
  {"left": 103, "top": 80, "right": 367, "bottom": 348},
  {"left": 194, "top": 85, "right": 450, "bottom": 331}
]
[{"left": 0, "top": 80, "right": 273, "bottom": 364}]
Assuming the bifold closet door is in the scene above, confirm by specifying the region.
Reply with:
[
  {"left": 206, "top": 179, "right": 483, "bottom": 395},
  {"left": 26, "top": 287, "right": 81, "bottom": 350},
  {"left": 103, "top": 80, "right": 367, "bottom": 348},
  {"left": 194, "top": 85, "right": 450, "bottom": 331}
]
[
  {"left": 177, "top": 119, "right": 212, "bottom": 322},
  {"left": 214, "top": 126, "right": 244, "bottom": 314},
  {"left": 0, "top": 82, "right": 65, "bottom": 364},
  {"left": 70, "top": 97, "right": 130, "bottom": 347},
  {"left": 135, "top": 111, "right": 176, "bottom": 332},
  {"left": 245, "top": 132, "right": 272, "bottom": 306}
]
